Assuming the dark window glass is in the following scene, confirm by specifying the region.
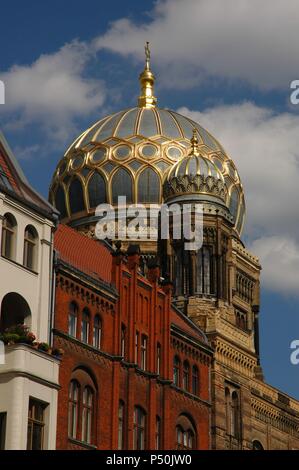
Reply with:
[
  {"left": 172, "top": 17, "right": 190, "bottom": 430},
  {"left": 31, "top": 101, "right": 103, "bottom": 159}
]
[
  {"left": 81, "top": 308, "right": 90, "bottom": 343},
  {"left": 225, "top": 387, "right": 240, "bottom": 438},
  {"left": 155, "top": 416, "right": 161, "bottom": 450},
  {"left": 23, "top": 226, "right": 38, "bottom": 270},
  {"left": 133, "top": 407, "right": 146, "bottom": 450},
  {"left": 1, "top": 213, "right": 16, "bottom": 259},
  {"left": 68, "top": 380, "right": 79, "bottom": 439},
  {"left": 68, "top": 302, "right": 78, "bottom": 337},
  {"left": 141, "top": 335, "right": 147, "bottom": 370},
  {"left": 93, "top": 315, "right": 102, "bottom": 349},
  {"left": 121, "top": 324, "right": 126, "bottom": 357},
  {"left": 253, "top": 440, "right": 264, "bottom": 450},
  {"left": 173, "top": 356, "right": 180, "bottom": 386},
  {"left": 183, "top": 361, "right": 190, "bottom": 391},
  {"left": 112, "top": 169, "right": 133, "bottom": 204},
  {"left": 138, "top": 168, "right": 160, "bottom": 203},
  {"left": 81, "top": 387, "right": 93, "bottom": 444},
  {"left": 69, "top": 178, "right": 85, "bottom": 214},
  {"left": 195, "top": 246, "right": 213, "bottom": 295},
  {"left": 118, "top": 401, "right": 125, "bottom": 450},
  {"left": 88, "top": 172, "right": 106, "bottom": 208},
  {"left": 135, "top": 331, "right": 139, "bottom": 364},
  {"left": 0, "top": 412, "right": 7, "bottom": 450},
  {"left": 55, "top": 185, "right": 67, "bottom": 219},
  {"left": 27, "top": 399, "right": 47, "bottom": 450},
  {"left": 176, "top": 426, "right": 194, "bottom": 450},
  {"left": 231, "top": 391, "right": 240, "bottom": 438},
  {"left": 229, "top": 188, "right": 239, "bottom": 221},
  {"left": 156, "top": 343, "right": 161, "bottom": 375},
  {"left": 192, "top": 366, "right": 199, "bottom": 395}
]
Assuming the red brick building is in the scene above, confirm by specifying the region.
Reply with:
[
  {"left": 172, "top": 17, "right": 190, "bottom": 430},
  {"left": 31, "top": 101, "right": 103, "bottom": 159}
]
[{"left": 53, "top": 224, "right": 212, "bottom": 450}]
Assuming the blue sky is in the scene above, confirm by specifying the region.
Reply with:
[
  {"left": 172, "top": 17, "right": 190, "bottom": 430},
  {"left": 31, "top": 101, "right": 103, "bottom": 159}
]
[{"left": 0, "top": 0, "right": 299, "bottom": 398}]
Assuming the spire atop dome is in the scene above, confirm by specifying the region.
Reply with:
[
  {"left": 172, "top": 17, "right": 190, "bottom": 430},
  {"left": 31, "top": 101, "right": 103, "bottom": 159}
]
[
  {"left": 189, "top": 129, "right": 200, "bottom": 156},
  {"left": 138, "top": 42, "right": 157, "bottom": 108}
]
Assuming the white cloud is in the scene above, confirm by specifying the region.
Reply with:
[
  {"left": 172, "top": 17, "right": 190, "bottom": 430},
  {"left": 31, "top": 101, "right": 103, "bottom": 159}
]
[
  {"left": 178, "top": 103, "right": 299, "bottom": 295},
  {"left": 95, "top": 0, "right": 299, "bottom": 90},
  {"left": 250, "top": 236, "right": 299, "bottom": 295},
  {"left": 0, "top": 41, "right": 106, "bottom": 144}
]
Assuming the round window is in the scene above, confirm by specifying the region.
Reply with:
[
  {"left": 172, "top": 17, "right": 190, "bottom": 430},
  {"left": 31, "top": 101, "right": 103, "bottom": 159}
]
[
  {"left": 167, "top": 146, "right": 183, "bottom": 160},
  {"left": 114, "top": 145, "right": 131, "bottom": 160},
  {"left": 140, "top": 144, "right": 157, "bottom": 158},
  {"left": 91, "top": 147, "right": 107, "bottom": 164},
  {"left": 71, "top": 154, "right": 84, "bottom": 170}
]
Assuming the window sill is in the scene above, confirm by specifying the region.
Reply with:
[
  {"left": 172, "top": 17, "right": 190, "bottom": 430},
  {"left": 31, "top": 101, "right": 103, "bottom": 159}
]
[
  {"left": 1, "top": 255, "right": 38, "bottom": 275},
  {"left": 68, "top": 437, "right": 97, "bottom": 450}
]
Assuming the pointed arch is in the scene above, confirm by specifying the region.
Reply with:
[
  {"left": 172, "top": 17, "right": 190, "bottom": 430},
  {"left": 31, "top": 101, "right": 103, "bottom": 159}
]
[
  {"left": 88, "top": 172, "right": 107, "bottom": 208},
  {"left": 112, "top": 168, "right": 133, "bottom": 204},
  {"left": 69, "top": 177, "right": 85, "bottom": 214},
  {"left": 55, "top": 185, "right": 67, "bottom": 219},
  {"left": 138, "top": 167, "right": 160, "bottom": 203}
]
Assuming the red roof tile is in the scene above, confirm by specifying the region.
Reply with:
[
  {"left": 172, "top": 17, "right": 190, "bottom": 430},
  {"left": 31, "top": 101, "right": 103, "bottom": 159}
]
[{"left": 54, "top": 224, "right": 112, "bottom": 284}]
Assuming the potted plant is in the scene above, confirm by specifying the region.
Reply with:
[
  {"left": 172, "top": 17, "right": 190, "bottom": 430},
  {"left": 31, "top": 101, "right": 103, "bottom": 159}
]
[
  {"left": 38, "top": 342, "right": 51, "bottom": 353},
  {"left": 51, "top": 347, "right": 64, "bottom": 359}
]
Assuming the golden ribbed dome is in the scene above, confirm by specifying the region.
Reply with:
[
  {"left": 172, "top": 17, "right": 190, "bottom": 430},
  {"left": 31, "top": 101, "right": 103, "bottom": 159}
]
[{"left": 49, "top": 46, "right": 245, "bottom": 236}]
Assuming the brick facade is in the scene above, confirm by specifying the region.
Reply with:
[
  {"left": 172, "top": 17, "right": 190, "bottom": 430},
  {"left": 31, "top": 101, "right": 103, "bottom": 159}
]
[{"left": 53, "top": 225, "right": 212, "bottom": 450}]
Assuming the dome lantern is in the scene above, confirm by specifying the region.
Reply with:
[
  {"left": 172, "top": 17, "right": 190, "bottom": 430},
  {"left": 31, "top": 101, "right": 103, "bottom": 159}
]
[{"left": 138, "top": 42, "right": 157, "bottom": 109}]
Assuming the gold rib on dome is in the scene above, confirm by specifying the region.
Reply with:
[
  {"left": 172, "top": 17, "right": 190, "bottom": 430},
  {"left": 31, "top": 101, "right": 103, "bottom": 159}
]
[{"left": 138, "top": 42, "right": 157, "bottom": 108}]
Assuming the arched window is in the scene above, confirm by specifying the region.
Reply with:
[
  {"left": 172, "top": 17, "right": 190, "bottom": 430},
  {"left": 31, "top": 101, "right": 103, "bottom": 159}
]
[
  {"left": 252, "top": 440, "right": 264, "bottom": 450},
  {"left": 138, "top": 168, "right": 160, "bottom": 203},
  {"left": 69, "top": 177, "right": 85, "bottom": 214},
  {"left": 0, "top": 292, "right": 31, "bottom": 331},
  {"left": 118, "top": 401, "right": 125, "bottom": 450},
  {"left": 176, "top": 415, "right": 196, "bottom": 450},
  {"left": 82, "top": 386, "right": 94, "bottom": 444},
  {"left": 141, "top": 335, "right": 147, "bottom": 371},
  {"left": 236, "top": 310, "right": 247, "bottom": 330},
  {"left": 176, "top": 426, "right": 183, "bottom": 449},
  {"left": 231, "top": 391, "right": 240, "bottom": 438},
  {"left": 133, "top": 407, "right": 146, "bottom": 450},
  {"left": 225, "top": 387, "right": 240, "bottom": 438},
  {"left": 23, "top": 225, "right": 38, "bottom": 270},
  {"left": 93, "top": 315, "right": 102, "bottom": 349},
  {"left": 68, "top": 380, "right": 79, "bottom": 439},
  {"left": 229, "top": 187, "right": 239, "bottom": 221},
  {"left": 55, "top": 185, "right": 67, "bottom": 219},
  {"left": 173, "top": 356, "right": 180, "bottom": 387},
  {"left": 112, "top": 169, "right": 133, "bottom": 204},
  {"left": 183, "top": 361, "right": 190, "bottom": 391},
  {"left": 195, "top": 246, "right": 213, "bottom": 295},
  {"left": 68, "top": 302, "right": 78, "bottom": 337},
  {"left": 120, "top": 324, "right": 126, "bottom": 357},
  {"left": 81, "top": 308, "right": 90, "bottom": 343},
  {"left": 88, "top": 172, "right": 107, "bottom": 208},
  {"left": 155, "top": 416, "right": 161, "bottom": 450},
  {"left": 176, "top": 426, "right": 195, "bottom": 450},
  {"left": 156, "top": 343, "right": 161, "bottom": 375},
  {"left": 192, "top": 366, "right": 199, "bottom": 395},
  {"left": 68, "top": 369, "right": 97, "bottom": 444},
  {"left": 1, "top": 213, "right": 17, "bottom": 260},
  {"left": 225, "top": 387, "right": 231, "bottom": 435}
]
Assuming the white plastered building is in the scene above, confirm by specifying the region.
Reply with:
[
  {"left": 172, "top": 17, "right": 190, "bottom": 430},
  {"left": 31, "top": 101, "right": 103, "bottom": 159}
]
[{"left": 0, "top": 130, "right": 60, "bottom": 450}]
